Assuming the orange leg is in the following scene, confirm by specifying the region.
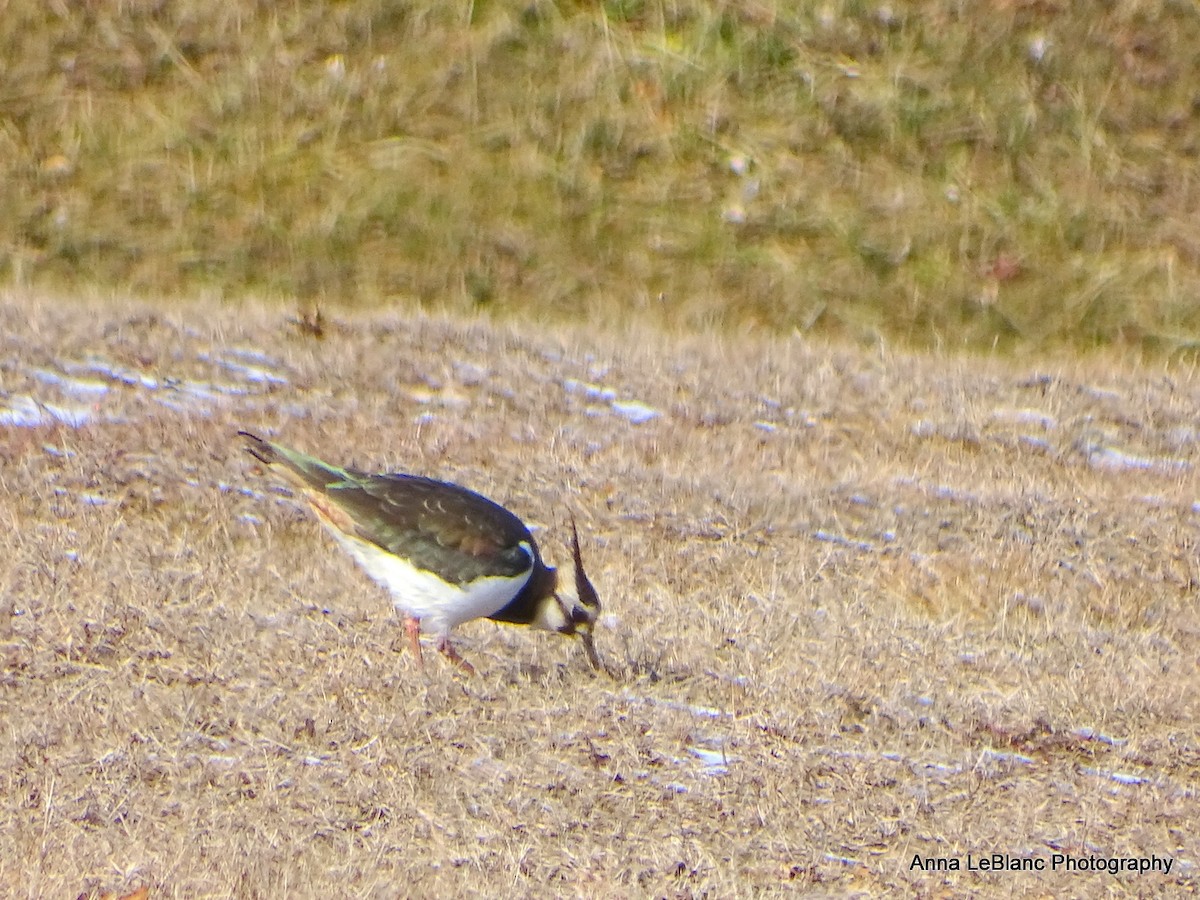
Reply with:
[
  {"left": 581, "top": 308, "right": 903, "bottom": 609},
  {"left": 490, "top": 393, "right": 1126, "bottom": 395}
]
[
  {"left": 436, "top": 636, "right": 476, "bottom": 676},
  {"left": 404, "top": 615, "right": 424, "bottom": 669}
]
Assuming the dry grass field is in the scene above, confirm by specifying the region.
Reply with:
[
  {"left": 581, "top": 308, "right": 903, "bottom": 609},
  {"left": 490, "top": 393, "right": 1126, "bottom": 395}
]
[{"left": 1, "top": 291, "right": 1198, "bottom": 897}]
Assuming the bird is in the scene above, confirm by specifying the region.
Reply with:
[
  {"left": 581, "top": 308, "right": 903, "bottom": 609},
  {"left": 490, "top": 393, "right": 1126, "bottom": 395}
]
[{"left": 238, "top": 431, "right": 602, "bottom": 674}]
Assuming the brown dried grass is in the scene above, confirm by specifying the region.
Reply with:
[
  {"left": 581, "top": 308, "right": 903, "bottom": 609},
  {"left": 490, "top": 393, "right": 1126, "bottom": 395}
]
[{"left": 1, "top": 291, "right": 1198, "bottom": 897}]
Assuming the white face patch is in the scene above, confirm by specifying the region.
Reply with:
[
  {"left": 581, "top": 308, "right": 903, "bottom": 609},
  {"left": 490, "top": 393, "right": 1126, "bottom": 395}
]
[
  {"left": 325, "top": 529, "right": 535, "bottom": 636},
  {"left": 530, "top": 593, "right": 570, "bottom": 633}
]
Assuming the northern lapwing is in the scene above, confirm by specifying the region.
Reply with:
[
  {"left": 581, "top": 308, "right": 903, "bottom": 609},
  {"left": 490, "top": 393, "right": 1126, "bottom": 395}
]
[{"left": 239, "top": 431, "right": 602, "bottom": 673}]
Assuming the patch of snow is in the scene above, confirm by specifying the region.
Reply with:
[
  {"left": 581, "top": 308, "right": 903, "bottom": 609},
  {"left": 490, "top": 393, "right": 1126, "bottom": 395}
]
[
  {"left": 563, "top": 378, "right": 617, "bottom": 402},
  {"left": 813, "top": 530, "right": 873, "bottom": 552},
  {"left": 224, "top": 346, "right": 280, "bottom": 366},
  {"left": 922, "top": 761, "right": 960, "bottom": 774},
  {"left": 452, "top": 360, "right": 488, "bottom": 385},
  {"left": 64, "top": 358, "right": 159, "bottom": 389},
  {"left": 1072, "top": 727, "right": 1127, "bottom": 747},
  {"left": 0, "top": 396, "right": 48, "bottom": 427},
  {"left": 1079, "top": 385, "right": 1121, "bottom": 402},
  {"left": 562, "top": 378, "right": 660, "bottom": 425},
  {"left": 0, "top": 395, "right": 96, "bottom": 428},
  {"left": 991, "top": 407, "right": 1057, "bottom": 429},
  {"left": 29, "top": 368, "right": 111, "bottom": 396},
  {"left": 1080, "top": 766, "right": 1148, "bottom": 786},
  {"left": 824, "top": 854, "right": 859, "bottom": 867},
  {"left": 199, "top": 352, "right": 288, "bottom": 385},
  {"left": 686, "top": 745, "right": 731, "bottom": 776},
  {"left": 931, "top": 483, "right": 978, "bottom": 503},
  {"left": 611, "top": 400, "right": 659, "bottom": 424},
  {"left": 1087, "top": 447, "right": 1189, "bottom": 474}
]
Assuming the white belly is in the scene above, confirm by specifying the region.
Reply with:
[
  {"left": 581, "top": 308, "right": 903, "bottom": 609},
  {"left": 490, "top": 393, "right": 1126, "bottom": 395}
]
[{"left": 326, "top": 528, "right": 532, "bottom": 635}]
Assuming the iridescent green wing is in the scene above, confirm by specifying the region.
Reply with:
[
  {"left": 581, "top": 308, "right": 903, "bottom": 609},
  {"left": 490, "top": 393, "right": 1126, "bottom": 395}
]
[{"left": 327, "top": 472, "right": 538, "bottom": 584}]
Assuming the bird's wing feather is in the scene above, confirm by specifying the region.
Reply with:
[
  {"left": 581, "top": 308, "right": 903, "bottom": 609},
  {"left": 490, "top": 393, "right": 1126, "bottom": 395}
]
[
  {"left": 241, "top": 433, "right": 537, "bottom": 584},
  {"left": 324, "top": 473, "right": 536, "bottom": 584}
]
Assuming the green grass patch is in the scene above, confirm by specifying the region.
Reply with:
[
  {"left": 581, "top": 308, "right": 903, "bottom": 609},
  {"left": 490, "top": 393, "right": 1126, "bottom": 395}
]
[{"left": 5, "top": 1, "right": 1200, "bottom": 353}]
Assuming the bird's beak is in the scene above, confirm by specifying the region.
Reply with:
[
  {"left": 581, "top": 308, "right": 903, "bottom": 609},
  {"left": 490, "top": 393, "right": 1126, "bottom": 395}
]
[{"left": 579, "top": 627, "right": 602, "bottom": 672}]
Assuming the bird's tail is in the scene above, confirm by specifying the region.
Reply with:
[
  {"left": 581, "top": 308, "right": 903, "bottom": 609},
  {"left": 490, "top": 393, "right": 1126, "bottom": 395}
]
[{"left": 238, "top": 431, "right": 352, "bottom": 491}]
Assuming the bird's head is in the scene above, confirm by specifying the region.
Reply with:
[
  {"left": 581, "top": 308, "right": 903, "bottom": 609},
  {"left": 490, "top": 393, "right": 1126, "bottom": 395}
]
[{"left": 533, "top": 518, "right": 603, "bottom": 670}]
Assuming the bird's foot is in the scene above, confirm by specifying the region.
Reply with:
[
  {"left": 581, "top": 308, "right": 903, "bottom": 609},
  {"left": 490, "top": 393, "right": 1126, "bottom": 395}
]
[{"left": 436, "top": 637, "right": 476, "bottom": 676}]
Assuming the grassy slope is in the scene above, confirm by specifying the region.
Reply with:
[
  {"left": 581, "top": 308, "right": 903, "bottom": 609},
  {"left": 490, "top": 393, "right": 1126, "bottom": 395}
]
[
  {"left": 1, "top": 293, "right": 1198, "bottom": 897},
  {"left": 5, "top": 1, "right": 1200, "bottom": 351}
]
